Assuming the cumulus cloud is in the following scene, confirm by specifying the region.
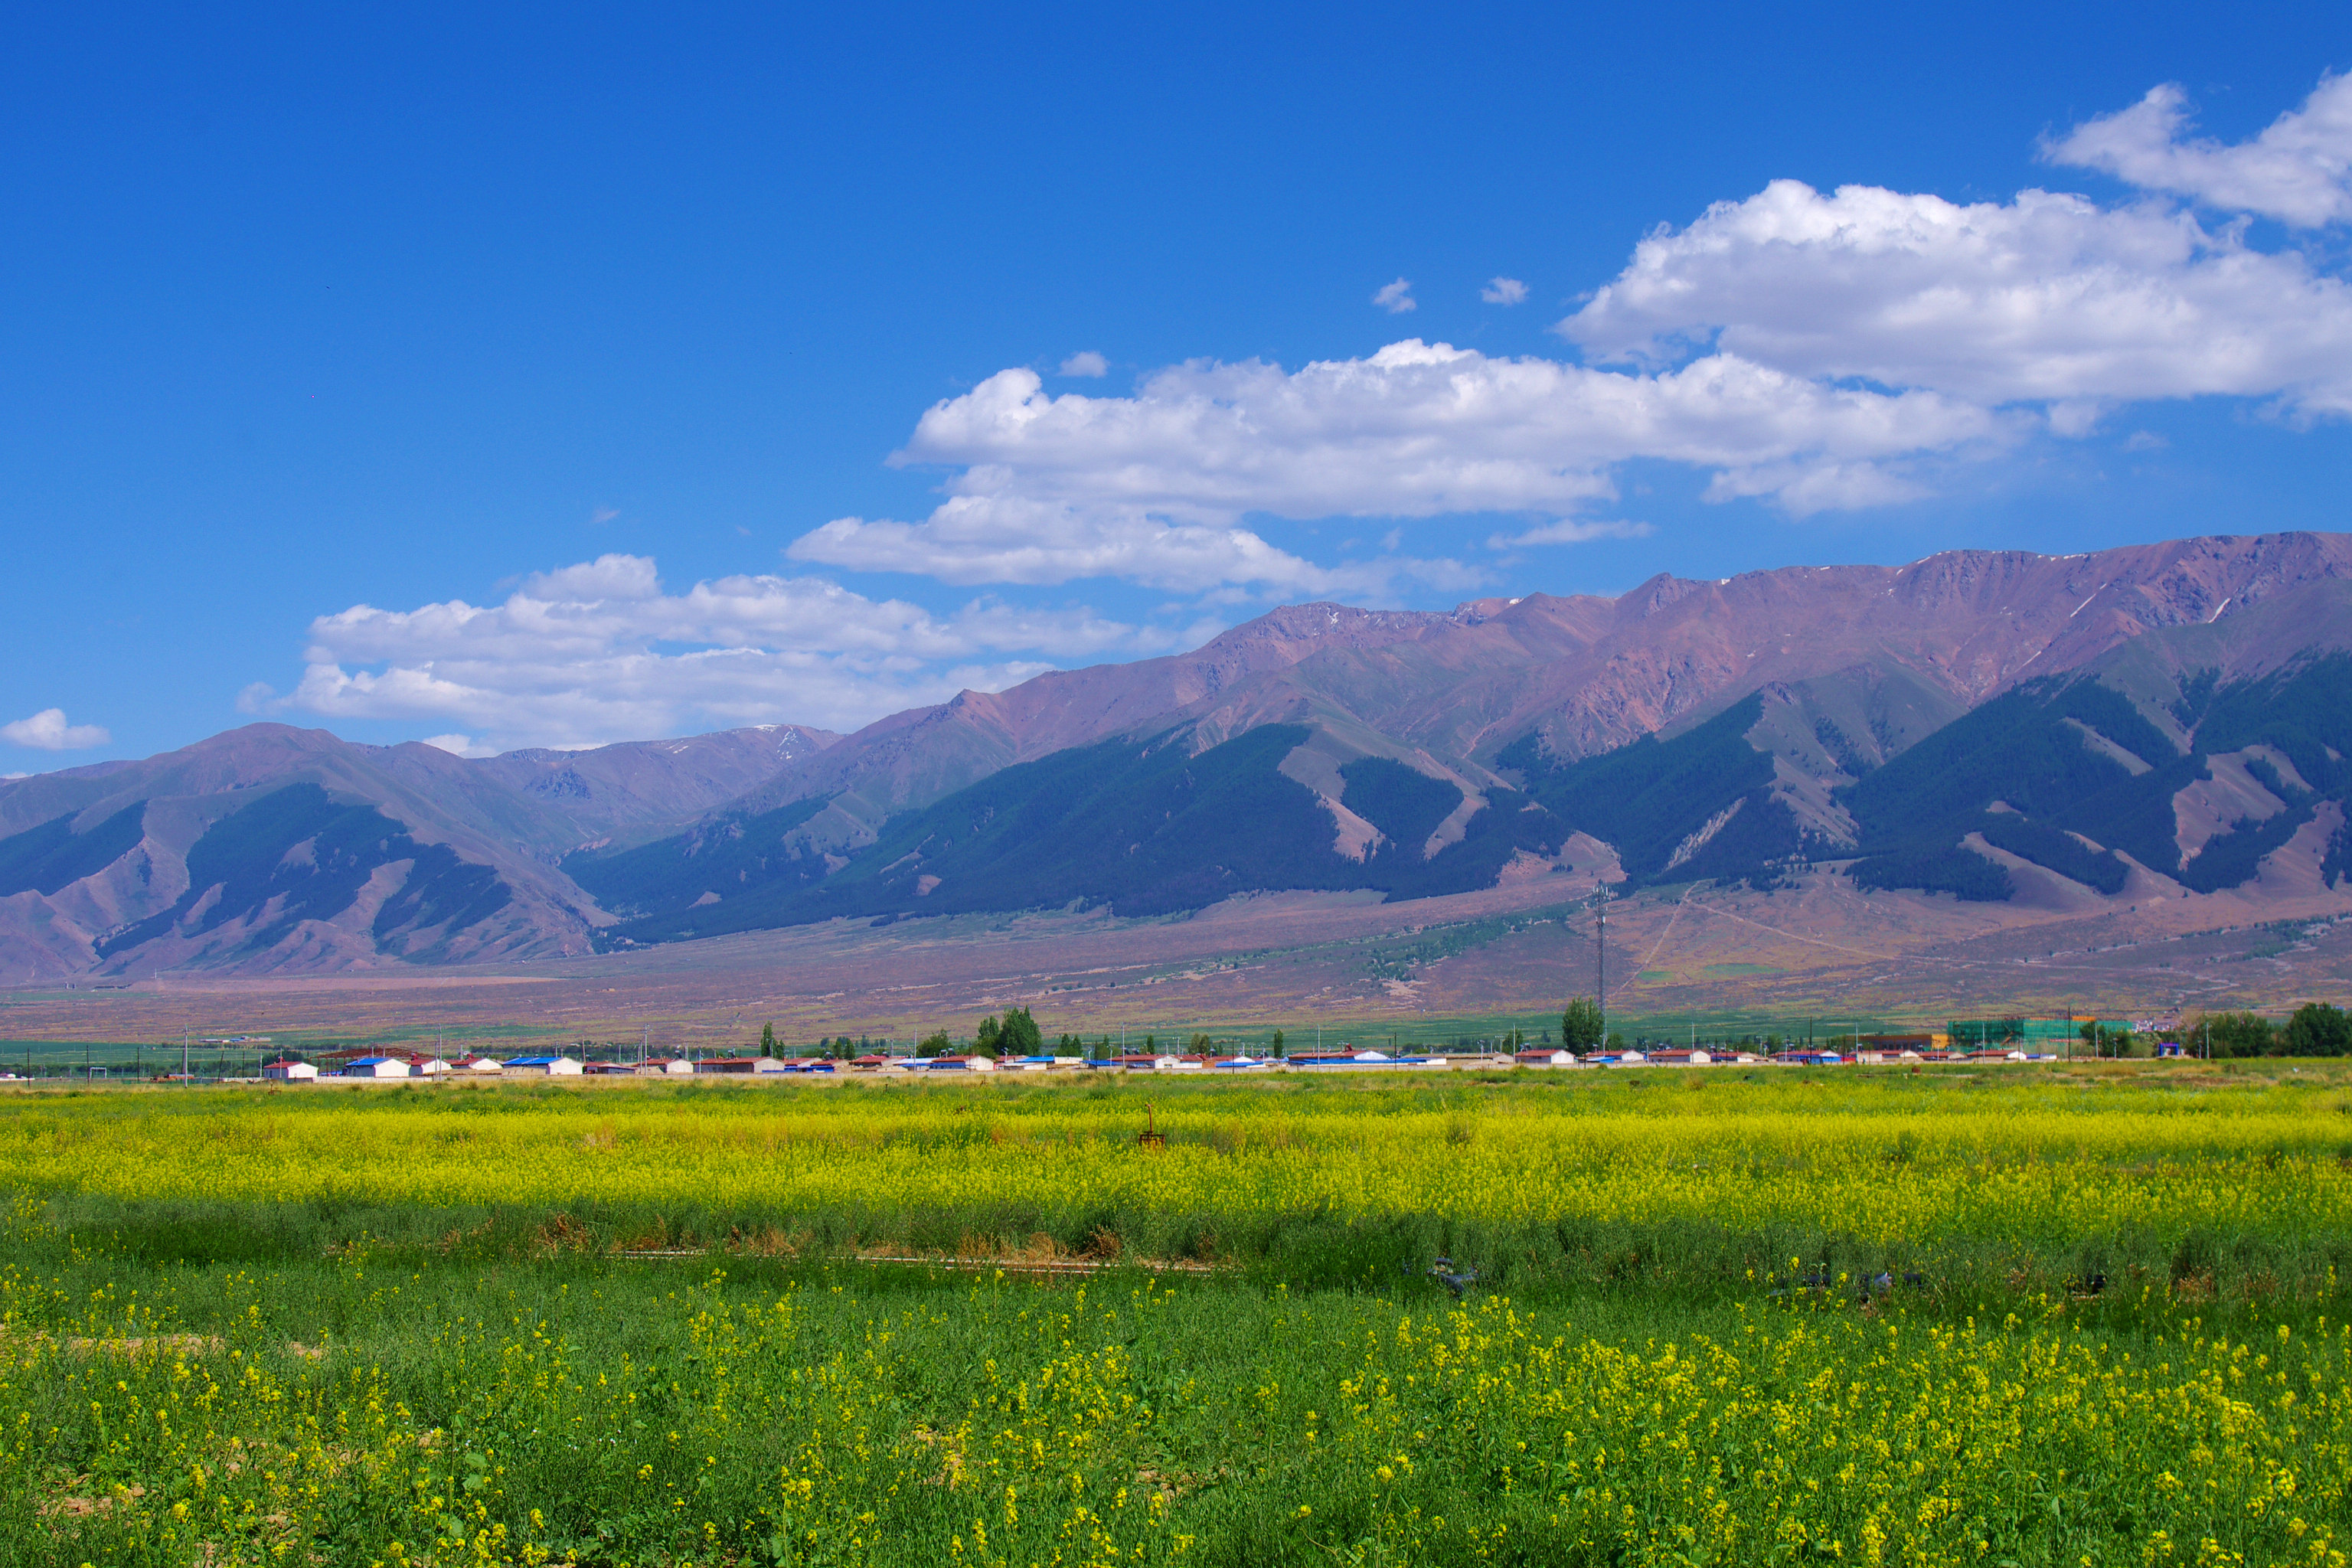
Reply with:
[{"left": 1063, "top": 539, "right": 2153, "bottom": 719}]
[
  {"left": 278, "top": 554, "right": 1190, "bottom": 750},
  {"left": 2, "top": 709, "right": 110, "bottom": 750},
  {"left": 1372, "top": 277, "right": 1417, "bottom": 313},
  {"left": 790, "top": 341, "right": 2000, "bottom": 585},
  {"left": 781, "top": 75, "right": 2352, "bottom": 593},
  {"left": 1058, "top": 350, "right": 1109, "bottom": 377},
  {"left": 1560, "top": 178, "right": 2352, "bottom": 415},
  {"left": 2043, "top": 75, "right": 2352, "bottom": 227}
]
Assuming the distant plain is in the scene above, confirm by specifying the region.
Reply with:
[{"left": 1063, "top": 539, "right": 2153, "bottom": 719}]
[{"left": 5, "top": 857, "right": 2346, "bottom": 1059}]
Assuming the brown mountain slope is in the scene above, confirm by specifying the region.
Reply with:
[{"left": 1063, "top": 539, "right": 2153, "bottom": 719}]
[
  {"left": 704, "top": 531, "right": 2352, "bottom": 858},
  {"left": 1174, "top": 531, "right": 2352, "bottom": 778},
  {"left": 471, "top": 724, "right": 841, "bottom": 846},
  {"left": 9, "top": 530, "right": 2350, "bottom": 981},
  {"left": 728, "top": 602, "right": 1483, "bottom": 838},
  {"left": 0, "top": 726, "right": 611, "bottom": 979}
]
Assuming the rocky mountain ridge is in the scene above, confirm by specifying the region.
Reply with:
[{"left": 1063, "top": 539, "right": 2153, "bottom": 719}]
[{"left": 5, "top": 531, "right": 2349, "bottom": 978}]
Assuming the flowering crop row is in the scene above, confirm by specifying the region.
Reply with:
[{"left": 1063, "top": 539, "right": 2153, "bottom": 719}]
[{"left": 2, "top": 1072, "right": 2347, "bottom": 1292}]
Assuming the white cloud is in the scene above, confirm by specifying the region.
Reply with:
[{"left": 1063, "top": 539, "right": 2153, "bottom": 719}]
[
  {"left": 1481, "top": 276, "right": 1530, "bottom": 305},
  {"left": 1487, "top": 518, "right": 1655, "bottom": 548},
  {"left": 771, "top": 73, "right": 2352, "bottom": 595},
  {"left": 789, "top": 343, "right": 1998, "bottom": 585},
  {"left": 1560, "top": 178, "right": 2352, "bottom": 416},
  {"left": 2123, "top": 429, "right": 2169, "bottom": 452},
  {"left": 2043, "top": 75, "right": 2352, "bottom": 227},
  {"left": 1372, "top": 277, "right": 1417, "bottom": 313},
  {"left": 279, "top": 554, "right": 1190, "bottom": 750},
  {"left": 1058, "top": 350, "right": 1109, "bottom": 377},
  {"left": 2, "top": 708, "right": 110, "bottom": 750},
  {"left": 420, "top": 733, "right": 498, "bottom": 758}
]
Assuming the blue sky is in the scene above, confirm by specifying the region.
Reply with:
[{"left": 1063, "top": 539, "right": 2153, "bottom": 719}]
[{"left": 5, "top": 2, "right": 2350, "bottom": 763}]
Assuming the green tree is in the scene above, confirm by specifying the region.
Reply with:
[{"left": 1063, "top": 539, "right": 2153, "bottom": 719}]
[
  {"left": 1270, "top": 1028, "right": 1285, "bottom": 1057},
  {"left": 1560, "top": 996, "right": 1604, "bottom": 1051},
  {"left": 916, "top": 1030, "right": 952, "bottom": 1057},
  {"left": 1003, "top": 1006, "right": 1044, "bottom": 1056},
  {"left": 759, "top": 1022, "right": 776, "bottom": 1052},
  {"left": 2285, "top": 1001, "right": 2351, "bottom": 1057},
  {"left": 2203, "top": 1011, "right": 2278, "bottom": 1058}
]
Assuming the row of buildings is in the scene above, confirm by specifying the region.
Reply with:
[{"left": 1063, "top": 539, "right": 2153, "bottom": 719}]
[{"left": 263, "top": 1031, "right": 2148, "bottom": 1083}]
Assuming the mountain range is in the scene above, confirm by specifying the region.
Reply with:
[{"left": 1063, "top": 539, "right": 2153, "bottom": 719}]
[{"left": 4, "top": 530, "right": 2349, "bottom": 981}]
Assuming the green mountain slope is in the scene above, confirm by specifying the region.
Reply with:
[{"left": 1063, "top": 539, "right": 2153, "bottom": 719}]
[
  {"left": 100, "top": 784, "right": 509, "bottom": 962},
  {"left": 1841, "top": 655, "right": 2352, "bottom": 900},
  {"left": 1499, "top": 694, "right": 1811, "bottom": 887},
  {"left": 0, "top": 802, "right": 148, "bottom": 897},
  {"left": 597, "top": 725, "right": 1578, "bottom": 946}
]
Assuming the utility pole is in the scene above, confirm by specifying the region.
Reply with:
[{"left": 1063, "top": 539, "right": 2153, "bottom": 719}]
[
  {"left": 1595, "top": 885, "right": 1608, "bottom": 1046},
  {"left": 181, "top": 1027, "right": 190, "bottom": 1085}
]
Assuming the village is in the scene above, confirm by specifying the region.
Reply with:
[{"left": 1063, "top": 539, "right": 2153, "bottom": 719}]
[{"left": 238, "top": 1013, "right": 2190, "bottom": 1082}]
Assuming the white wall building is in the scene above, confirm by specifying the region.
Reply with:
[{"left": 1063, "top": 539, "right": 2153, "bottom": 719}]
[
  {"left": 503, "top": 1055, "right": 585, "bottom": 1076},
  {"left": 341, "top": 1057, "right": 410, "bottom": 1079}
]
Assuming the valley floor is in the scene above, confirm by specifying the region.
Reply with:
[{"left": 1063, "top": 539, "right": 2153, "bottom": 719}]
[{"left": 2, "top": 861, "right": 2347, "bottom": 1057}]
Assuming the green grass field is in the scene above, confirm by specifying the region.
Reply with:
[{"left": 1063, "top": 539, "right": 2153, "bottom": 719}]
[{"left": 1, "top": 1063, "right": 2347, "bottom": 1566}]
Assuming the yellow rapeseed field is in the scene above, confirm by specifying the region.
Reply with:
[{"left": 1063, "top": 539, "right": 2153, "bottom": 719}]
[{"left": 0, "top": 1067, "right": 2345, "bottom": 1565}]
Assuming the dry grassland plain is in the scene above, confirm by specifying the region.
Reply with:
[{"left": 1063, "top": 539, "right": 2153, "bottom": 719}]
[{"left": 4, "top": 874, "right": 2350, "bottom": 1065}]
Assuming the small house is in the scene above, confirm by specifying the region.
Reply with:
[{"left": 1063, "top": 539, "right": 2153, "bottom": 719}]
[
  {"left": 634, "top": 1057, "right": 694, "bottom": 1076},
  {"left": 694, "top": 1056, "right": 788, "bottom": 1075},
  {"left": 260, "top": 1058, "right": 317, "bottom": 1081},
  {"left": 926, "top": 1054, "right": 997, "bottom": 1072},
  {"left": 504, "top": 1055, "right": 586, "bottom": 1076},
  {"left": 450, "top": 1054, "right": 504, "bottom": 1073},
  {"left": 1514, "top": 1048, "right": 1576, "bottom": 1067},
  {"left": 341, "top": 1056, "right": 410, "bottom": 1079}
]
